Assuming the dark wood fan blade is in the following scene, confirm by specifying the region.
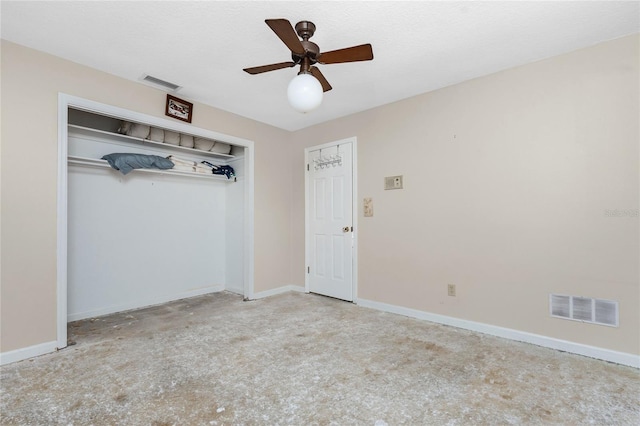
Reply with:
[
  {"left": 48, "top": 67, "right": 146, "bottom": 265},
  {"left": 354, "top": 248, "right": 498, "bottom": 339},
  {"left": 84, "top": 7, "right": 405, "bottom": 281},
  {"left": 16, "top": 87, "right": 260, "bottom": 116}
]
[
  {"left": 310, "top": 67, "right": 332, "bottom": 92},
  {"left": 317, "top": 44, "right": 374, "bottom": 64},
  {"left": 243, "top": 62, "right": 296, "bottom": 75},
  {"left": 266, "top": 19, "right": 305, "bottom": 56}
]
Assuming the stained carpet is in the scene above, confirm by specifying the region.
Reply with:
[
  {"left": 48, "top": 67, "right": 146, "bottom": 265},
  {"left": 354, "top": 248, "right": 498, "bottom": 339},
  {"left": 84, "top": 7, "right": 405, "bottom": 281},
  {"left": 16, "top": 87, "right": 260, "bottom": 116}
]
[{"left": 1, "top": 291, "right": 638, "bottom": 425}]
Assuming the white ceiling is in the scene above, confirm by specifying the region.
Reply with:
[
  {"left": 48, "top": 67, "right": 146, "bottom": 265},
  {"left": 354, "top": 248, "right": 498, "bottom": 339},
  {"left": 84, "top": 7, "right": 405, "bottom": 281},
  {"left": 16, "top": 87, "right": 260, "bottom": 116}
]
[{"left": 2, "top": 1, "right": 638, "bottom": 131}]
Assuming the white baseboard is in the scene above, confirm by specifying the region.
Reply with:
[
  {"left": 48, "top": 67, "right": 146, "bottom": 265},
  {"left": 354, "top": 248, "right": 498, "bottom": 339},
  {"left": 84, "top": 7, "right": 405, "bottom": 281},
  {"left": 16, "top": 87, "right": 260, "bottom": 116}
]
[
  {"left": 252, "top": 285, "right": 305, "bottom": 300},
  {"left": 0, "top": 340, "right": 59, "bottom": 366},
  {"left": 357, "top": 298, "right": 640, "bottom": 369},
  {"left": 67, "top": 285, "right": 225, "bottom": 322},
  {"left": 7, "top": 290, "right": 636, "bottom": 369},
  {"left": 225, "top": 285, "right": 244, "bottom": 296}
]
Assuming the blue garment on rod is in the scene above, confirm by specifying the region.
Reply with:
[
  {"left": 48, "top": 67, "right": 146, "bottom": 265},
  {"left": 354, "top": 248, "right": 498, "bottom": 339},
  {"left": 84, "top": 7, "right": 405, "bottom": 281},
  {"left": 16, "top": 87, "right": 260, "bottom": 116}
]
[{"left": 102, "top": 153, "right": 175, "bottom": 175}]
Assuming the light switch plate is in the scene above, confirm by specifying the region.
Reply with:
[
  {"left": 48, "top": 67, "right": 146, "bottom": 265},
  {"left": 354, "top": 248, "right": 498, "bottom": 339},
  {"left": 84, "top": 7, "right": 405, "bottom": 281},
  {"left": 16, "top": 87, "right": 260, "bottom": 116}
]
[
  {"left": 364, "top": 197, "right": 373, "bottom": 217},
  {"left": 447, "top": 284, "right": 456, "bottom": 297}
]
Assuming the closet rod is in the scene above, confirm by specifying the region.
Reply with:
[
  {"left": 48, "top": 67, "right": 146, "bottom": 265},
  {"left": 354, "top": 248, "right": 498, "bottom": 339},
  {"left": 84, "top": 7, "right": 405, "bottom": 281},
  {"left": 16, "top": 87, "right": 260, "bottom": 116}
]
[{"left": 67, "top": 156, "right": 235, "bottom": 182}]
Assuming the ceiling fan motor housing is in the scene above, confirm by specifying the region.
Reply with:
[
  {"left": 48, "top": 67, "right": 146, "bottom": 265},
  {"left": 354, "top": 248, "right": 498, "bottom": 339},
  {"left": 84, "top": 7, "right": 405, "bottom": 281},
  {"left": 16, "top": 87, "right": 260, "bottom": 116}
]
[
  {"left": 295, "top": 21, "right": 316, "bottom": 39},
  {"left": 292, "top": 21, "right": 320, "bottom": 66},
  {"left": 293, "top": 41, "right": 320, "bottom": 65}
]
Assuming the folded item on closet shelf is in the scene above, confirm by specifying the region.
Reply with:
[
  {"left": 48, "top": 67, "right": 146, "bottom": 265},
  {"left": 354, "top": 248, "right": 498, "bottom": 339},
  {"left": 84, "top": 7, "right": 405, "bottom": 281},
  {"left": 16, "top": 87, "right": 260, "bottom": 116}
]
[
  {"left": 102, "top": 153, "right": 174, "bottom": 175},
  {"left": 194, "top": 137, "right": 215, "bottom": 151},
  {"left": 113, "top": 123, "right": 229, "bottom": 154},
  {"left": 167, "top": 155, "right": 196, "bottom": 166},
  {"left": 126, "top": 123, "right": 151, "bottom": 139},
  {"left": 169, "top": 164, "right": 212, "bottom": 174},
  {"left": 164, "top": 130, "right": 180, "bottom": 145},
  {"left": 180, "top": 134, "right": 195, "bottom": 148},
  {"left": 117, "top": 121, "right": 132, "bottom": 134},
  {"left": 171, "top": 164, "right": 197, "bottom": 172},
  {"left": 147, "top": 127, "right": 164, "bottom": 142},
  {"left": 210, "top": 142, "right": 232, "bottom": 155},
  {"left": 171, "top": 159, "right": 210, "bottom": 173}
]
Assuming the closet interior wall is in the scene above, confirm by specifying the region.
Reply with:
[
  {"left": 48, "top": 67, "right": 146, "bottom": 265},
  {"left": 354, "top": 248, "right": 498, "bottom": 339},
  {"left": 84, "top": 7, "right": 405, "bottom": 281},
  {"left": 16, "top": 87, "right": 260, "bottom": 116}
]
[{"left": 67, "top": 108, "right": 245, "bottom": 321}]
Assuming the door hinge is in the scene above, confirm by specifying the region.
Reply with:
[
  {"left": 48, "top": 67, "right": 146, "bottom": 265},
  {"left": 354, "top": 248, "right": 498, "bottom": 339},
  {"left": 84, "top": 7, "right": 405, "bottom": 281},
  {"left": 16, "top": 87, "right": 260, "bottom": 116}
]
[
  {"left": 307, "top": 266, "right": 310, "bottom": 273},
  {"left": 307, "top": 164, "right": 309, "bottom": 171}
]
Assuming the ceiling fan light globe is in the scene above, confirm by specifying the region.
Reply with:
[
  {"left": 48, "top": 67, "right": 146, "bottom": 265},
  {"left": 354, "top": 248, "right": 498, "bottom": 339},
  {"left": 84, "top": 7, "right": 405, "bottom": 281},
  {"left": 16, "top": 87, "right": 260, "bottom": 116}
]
[{"left": 287, "top": 73, "right": 323, "bottom": 113}]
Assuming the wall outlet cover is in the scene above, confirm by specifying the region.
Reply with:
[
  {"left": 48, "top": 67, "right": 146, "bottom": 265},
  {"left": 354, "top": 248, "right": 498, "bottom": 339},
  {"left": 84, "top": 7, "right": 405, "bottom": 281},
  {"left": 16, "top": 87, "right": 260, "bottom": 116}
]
[{"left": 384, "top": 175, "right": 403, "bottom": 190}]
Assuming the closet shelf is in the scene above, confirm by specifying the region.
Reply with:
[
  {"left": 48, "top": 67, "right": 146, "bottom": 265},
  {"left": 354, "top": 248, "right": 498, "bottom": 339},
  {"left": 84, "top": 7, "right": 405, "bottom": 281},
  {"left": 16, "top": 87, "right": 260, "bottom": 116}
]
[
  {"left": 68, "top": 124, "right": 234, "bottom": 159},
  {"left": 68, "top": 156, "right": 235, "bottom": 182}
]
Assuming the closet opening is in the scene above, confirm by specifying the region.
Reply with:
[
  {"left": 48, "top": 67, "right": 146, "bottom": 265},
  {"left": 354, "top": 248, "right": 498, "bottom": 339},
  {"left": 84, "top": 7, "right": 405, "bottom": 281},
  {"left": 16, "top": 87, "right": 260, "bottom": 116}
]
[{"left": 56, "top": 94, "right": 255, "bottom": 350}]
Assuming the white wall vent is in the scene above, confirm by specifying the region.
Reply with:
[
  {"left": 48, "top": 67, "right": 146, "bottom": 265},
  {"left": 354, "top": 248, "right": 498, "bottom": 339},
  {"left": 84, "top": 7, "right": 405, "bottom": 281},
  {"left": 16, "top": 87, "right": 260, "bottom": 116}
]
[
  {"left": 141, "top": 74, "right": 181, "bottom": 91},
  {"left": 550, "top": 294, "right": 618, "bottom": 327}
]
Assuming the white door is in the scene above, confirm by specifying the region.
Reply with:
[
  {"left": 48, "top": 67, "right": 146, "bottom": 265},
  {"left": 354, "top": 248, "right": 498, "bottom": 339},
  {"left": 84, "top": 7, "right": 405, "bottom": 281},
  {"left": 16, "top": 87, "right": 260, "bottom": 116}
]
[{"left": 307, "top": 141, "right": 354, "bottom": 301}]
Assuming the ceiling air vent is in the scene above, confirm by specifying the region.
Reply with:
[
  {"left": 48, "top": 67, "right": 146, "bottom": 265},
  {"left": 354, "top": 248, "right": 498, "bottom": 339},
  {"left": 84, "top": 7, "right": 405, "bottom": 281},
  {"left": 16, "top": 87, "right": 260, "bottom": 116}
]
[
  {"left": 141, "top": 74, "right": 181, "bottom": 91},
  {"left": 550, "top": 294, "right": 618, "bottom": 327}
]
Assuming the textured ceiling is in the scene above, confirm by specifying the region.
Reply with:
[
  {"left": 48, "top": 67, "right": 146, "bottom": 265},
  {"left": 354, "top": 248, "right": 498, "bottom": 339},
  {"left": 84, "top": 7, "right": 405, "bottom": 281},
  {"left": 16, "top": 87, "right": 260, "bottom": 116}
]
[{"left": 2, "top": 1, "right": 639, "bottom": 131}]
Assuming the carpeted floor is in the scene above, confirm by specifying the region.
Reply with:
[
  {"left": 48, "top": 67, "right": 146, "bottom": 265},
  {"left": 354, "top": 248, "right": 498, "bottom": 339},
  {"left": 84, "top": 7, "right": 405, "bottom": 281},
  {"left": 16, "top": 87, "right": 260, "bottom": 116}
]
[{"left": 1, "top": 291, "right": 638, "bottom": 425}]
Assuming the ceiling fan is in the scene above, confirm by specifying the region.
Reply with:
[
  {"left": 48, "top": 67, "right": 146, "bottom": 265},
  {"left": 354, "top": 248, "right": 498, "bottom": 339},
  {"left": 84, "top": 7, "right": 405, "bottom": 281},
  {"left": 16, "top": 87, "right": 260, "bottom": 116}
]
[{"left": 243, "top": 19, "right": 374, "bottom": 112}]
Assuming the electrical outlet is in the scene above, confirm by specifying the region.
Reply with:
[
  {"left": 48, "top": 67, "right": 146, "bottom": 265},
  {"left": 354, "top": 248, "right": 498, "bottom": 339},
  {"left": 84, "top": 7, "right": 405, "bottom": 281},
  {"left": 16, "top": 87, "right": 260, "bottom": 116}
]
[
  {"left": 447, "top": 284, "right": 456, "bottom": 297},
  {"left": 393, "top": 176, "right": 403, "bottom": 188}
]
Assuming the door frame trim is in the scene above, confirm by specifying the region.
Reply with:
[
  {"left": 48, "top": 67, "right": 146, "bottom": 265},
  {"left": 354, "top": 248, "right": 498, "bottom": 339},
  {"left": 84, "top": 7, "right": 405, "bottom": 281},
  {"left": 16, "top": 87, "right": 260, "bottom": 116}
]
[{"left": 304, "top": 137, "right": 358, "bottom": 302}]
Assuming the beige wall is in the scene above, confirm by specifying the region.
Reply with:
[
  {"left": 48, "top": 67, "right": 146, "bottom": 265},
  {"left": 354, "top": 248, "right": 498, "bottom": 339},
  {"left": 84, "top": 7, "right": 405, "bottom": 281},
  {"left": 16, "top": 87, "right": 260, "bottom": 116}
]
[
  {"left": 2, "top": 34, "right": 638, "bottom": 357},
  {"left": 0, "top": 40, "right": 293, "bottom": 352},
  {"left": 292, "top": 34, "right": 639, "bottom": 355}
]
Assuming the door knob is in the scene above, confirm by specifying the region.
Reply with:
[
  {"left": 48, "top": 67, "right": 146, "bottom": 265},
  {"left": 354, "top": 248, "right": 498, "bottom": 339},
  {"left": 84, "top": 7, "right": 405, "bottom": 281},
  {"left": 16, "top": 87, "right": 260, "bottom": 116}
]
[{"left": 342, "top": 226, "right": 350, "bottom": 233}]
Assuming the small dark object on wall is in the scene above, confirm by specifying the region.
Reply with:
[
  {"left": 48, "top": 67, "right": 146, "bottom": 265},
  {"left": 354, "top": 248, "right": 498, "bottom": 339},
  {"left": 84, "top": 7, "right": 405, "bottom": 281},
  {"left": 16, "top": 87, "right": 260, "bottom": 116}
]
[{"left": 165, "top": 94, "right": 193, "bottom": 123}]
